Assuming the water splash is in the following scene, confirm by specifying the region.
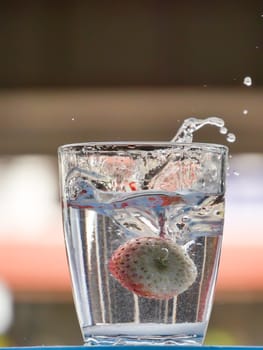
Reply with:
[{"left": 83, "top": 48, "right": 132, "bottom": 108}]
[{"left": 171, "top": 117, "right": 235, "bottom": 145}]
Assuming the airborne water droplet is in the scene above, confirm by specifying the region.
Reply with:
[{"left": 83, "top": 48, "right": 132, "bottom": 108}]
[
  {"left": 233, "top": 170, "right": 240, "bottom": 176},
  {"left": 243, "top": 76, "right": 252, "bottom": 87},
  {"left": 226, "top": 133, "right": 236, "bottom": 143},
  {"left": 219, "top": 126, "right": 228, "bottom": 135}
]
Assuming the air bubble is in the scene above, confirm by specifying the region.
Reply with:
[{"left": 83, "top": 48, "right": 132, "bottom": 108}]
[
  {"left": 199, "top": 207, "right": 210, "bottom": 216},
  {"left": 243, "top": 76, "right": 252, "bottom": 87},
  {"left": 182, "top": 216, "right": 190, "bottom": 223},
  {"left": 226, "top": 133, "right": 236, "bottom": 143},
  {"left": 243, "top": 109, "right": 248, "bottom": 115},
  {"left": 71, "top": 116, "right": 75, "bottom": 121}
]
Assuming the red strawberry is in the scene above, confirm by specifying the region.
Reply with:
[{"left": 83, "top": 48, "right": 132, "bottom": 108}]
[{"left": 109, "top": 236, "right": 197, "bottom": 300}]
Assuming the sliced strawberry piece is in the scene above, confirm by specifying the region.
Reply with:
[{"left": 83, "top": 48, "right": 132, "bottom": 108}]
[
  {"left": 149, "top": 159, "right": 198, "bottom": 191},
  {"left": 109, "top": 236, "right": 197, "bottom": 300}
]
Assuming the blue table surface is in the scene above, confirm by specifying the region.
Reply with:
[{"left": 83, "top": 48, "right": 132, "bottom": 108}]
[{"left": 0, "top": 346, "right": 262, "bottom": 350}]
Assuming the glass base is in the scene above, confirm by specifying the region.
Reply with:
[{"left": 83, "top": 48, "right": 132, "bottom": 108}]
[
  {"left": 82, "top": 322, "right": 205, "bottom": 346},
  {"left": 84, "top": 335, "right": 203, "bottom": 346}
]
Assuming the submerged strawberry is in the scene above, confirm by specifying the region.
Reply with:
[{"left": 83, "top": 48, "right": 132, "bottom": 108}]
[{"left": 109, "top": 236, "right": 197, "bottom": 300}]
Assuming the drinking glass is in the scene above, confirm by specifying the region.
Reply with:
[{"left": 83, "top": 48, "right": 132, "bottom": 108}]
[{"left": 58, "top": 142, "right": 228, "bottom": 345}]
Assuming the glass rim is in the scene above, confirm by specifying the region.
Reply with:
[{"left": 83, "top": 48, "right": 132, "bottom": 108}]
[{"left": 58, "top": 141, "right": 228, "bottom": 153}]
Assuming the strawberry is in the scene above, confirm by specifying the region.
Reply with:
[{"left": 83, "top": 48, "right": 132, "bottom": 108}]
[
  {"left": 109, "top": 236, "right": 197, "bottom": 300},
  {"left": 148, "top": 159, "right": 199, "bottom": 192}
]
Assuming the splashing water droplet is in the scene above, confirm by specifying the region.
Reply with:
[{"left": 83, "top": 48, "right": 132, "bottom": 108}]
[
  {"left": 219, "top": 126, "right": 228, "bottom": 135},
  {"left": 243, "top": 109, "right": 248, "bottom": 115},
  {"left": 226, "top": 133, "right": 236, "bottom": 143},
  {"left": 233, "top": 170, "right": 240, "bottom": 176},
  {"left": 172, "top": 116, "right": 236, "bottom": 146},
  {"left": 243, "top": 76, "right": 252, "bottom": 87},
  {"left": 171, "top": 116, "right": 225, "bottom": 143}
]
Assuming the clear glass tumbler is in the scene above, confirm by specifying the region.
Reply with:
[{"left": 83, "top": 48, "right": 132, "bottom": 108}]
[{"left": 58, "top": 142, "right": 228, "bottom": 345}]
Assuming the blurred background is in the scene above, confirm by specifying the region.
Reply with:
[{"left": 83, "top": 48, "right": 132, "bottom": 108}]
[{"left": 0, "top": 0, "right": 263, "bottom": 346}]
